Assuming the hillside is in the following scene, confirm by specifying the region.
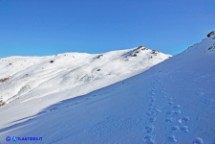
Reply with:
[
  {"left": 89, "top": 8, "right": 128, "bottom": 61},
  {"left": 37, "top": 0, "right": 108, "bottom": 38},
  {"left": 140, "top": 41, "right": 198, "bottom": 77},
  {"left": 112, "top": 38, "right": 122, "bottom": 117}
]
[
  {"left": 0, "top": 34, "right": 215, "bottom": 144},
  {"left": 0, "top": 47, "right": 170, "bottom": 129}
]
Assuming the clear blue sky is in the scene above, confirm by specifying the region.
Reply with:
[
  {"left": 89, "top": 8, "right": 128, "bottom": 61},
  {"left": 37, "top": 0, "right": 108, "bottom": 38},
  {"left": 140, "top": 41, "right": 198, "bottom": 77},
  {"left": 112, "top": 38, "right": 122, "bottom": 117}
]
[{"left": 0, "top": 0, "right": 214, "bottom": 58}]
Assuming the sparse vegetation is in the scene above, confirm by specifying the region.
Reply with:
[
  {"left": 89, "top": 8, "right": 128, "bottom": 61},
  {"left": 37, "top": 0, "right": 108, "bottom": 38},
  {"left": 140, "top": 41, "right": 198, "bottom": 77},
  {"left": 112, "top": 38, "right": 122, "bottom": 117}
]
[
  {"left": 133, "top": 54, "right": 137, "bottom": 57},
  {"left": 0, "top": 96, "right": 5, "bottom": 107},
  {"left": 132, "top": 50, "right": 139, "bottom": 57},
  {"left": 208, "top": 44, "right": 215, "bottom": 51},
  {"left": 97, "top": 54, "right": 103, "bottom": 59},
  {"left": 50, "top": 60, "right": 54, "bottom": 63},
  {"left": 0, "top": 100, "right": 6, "bottom": 106},
  {"left": 151, "top": 50, "right": 158, "bottom": 55},
  {"left": 208, "top": 47, "right": 213, "bottom": 50},
  {"left": 207, "top": 31, "right": 215, "bottom": 38},
  {"left": 137, "top": 46, "right": 148, "bottom": 51},
  {"left": 0, "top": 77, "right": 9, "bottom": 82},
  {"left": 137, "top": 45, "right": 144, "bottom": 49},
  {"left": 96, "top": 69, "right": 101, "bottom": 71},
  {"left": 24, "top": 74, "right": 29, "bottom": 77}
]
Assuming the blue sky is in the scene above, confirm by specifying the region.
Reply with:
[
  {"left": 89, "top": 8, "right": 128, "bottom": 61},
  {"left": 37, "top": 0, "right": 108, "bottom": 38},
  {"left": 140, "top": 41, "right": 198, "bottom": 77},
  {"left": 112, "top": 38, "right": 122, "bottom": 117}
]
[{"left": 0, "top": 0, "right": 214, "bottom": 58}]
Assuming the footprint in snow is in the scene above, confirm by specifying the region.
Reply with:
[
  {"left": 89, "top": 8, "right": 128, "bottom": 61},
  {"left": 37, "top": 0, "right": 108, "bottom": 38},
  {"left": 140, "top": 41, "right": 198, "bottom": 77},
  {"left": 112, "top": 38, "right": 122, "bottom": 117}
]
[
  {"left": 151, "top": 91, "right": 156, "bottom": 95},
  {"left": 168, "top": 135, "right": 177, "bottom": 143},
  {"left": 178, "top": 116, "right": 190, "bottom": 124},
  {"left": 166, "top": 109, "right": 181, "bottom": 116},
  {"left": 165, "top": 117, "right": 174, "bottom": 123},
  {"left": 180, "top": 125, "right": 189, "bottom": 133},
  {"left": 146, "top": 111, "right": 153, "bottom": 116},
  {"left": 147, "top": 108, "right": 160, "bottom": 117},
  {"left": 143, "top": 135, "right": 155, "bottom": 144},
  {"left": 171, "top": 125, "right": 179, "bottom": 131},
  {"left": 192, "top": 137, "right": 204, "bottom": 144},
  {"left": 168, "top": 101, "right": 174, "bottom": 105},
  {"left": 145, "top": 125, "right": 154, "bottom": 133},
  {"left": 148, "top": 103, "right": 154, "bottom": 108},
  {"left": 171, "top": 109, "right": 182, "bottom": 115},
  {"left": 173, "top": 104, "right": 181, "bottom": 109},
  {"left": 149, "top": 117, "right": 157, "bottom": 123},
  {"left": 150, "top": 99, "right": 155, "bottom": 103},
  {"left": 155, "top": 108, "right": 162, "bottom": 113},
  {"left": 182, "top": 116, "right": 190, "bottom": 122}
]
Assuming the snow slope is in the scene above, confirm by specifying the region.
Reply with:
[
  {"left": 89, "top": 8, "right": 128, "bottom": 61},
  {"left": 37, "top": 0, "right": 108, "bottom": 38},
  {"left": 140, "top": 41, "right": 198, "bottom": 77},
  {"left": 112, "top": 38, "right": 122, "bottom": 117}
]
[
  {"left": 0, "top": 35, "right": 215, "bottom": 144},
  {"left": 0, "top": 46, "right": 170, "bottom": 129}
]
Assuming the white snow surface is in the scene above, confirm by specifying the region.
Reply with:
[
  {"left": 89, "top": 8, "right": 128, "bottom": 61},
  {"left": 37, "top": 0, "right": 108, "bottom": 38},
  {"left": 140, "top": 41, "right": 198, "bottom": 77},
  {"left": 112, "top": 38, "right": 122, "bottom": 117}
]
[
  {"left": 0, "top": 36, "right": 215, "bottom": 144},
  {"left": 0, "top": 47, "right": 170, "bottom": 129}
]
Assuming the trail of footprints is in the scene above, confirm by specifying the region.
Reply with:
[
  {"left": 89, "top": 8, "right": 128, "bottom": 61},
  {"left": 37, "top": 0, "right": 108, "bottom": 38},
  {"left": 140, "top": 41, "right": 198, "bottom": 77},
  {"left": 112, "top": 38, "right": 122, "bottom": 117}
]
[
  {"left": 143, "top": 80, "right": 204, "bottom": 144},
  {"left": 143, "top": 87, "right": 161, "bottom": 144},
  {"left": 46, "top": 81, "right": 205, "bottom": 144},
  {"left": 164, "top": 90, "right": 204, "bottom": 144},
  {"left": 165, "top": 98, "right": 189, "bottom": 143}
]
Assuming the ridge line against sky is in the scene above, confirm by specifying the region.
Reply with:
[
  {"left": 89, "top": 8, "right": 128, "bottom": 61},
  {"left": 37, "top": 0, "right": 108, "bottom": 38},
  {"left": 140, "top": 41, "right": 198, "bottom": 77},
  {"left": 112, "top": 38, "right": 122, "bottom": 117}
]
[{"left": 0, "top": 0, "right": 214, "bottom": 58}]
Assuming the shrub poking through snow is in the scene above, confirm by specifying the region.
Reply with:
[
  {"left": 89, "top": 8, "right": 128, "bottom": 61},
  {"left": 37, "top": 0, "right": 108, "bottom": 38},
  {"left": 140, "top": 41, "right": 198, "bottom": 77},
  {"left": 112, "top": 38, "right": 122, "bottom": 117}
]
[
  {"left": 207, "top": 44, "right": 215, "bottom": 51},
  {"left": 0, "top": 100, "right": 5, "bottom": 106},
  {"left": 97, "top": 54, "right": 103, "bottom": 59},
  {"left": 0, "top": 77, "right": 9, "bottom": 82},
  {"left": 133, "top": 53, "right": 137, "bottom": 57},
  {"left": 50, "top": 60, "right": 54, "bottom": 63},
  {"left": 137, "top": 46, "right": 148, "bottom": 51},
  {"left": 151, "top": 50, "right": 158, "bottom": 55},
  {"left": 137, "top": 45, "right": 144, "bottom": 49},
  {"left": 207, "top": 31, "right": 215, "bottom": 38},
  {"left": 0, "top": 96, "right": 5, "bottom": 106}
]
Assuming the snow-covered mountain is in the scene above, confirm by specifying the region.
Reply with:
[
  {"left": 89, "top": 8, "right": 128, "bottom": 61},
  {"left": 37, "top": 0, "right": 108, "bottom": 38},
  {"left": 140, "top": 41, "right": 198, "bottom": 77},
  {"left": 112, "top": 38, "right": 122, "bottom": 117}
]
[
  {"left": 0, "top": 33, "right": 215, "bottom": 144},
  {"left": 0, "top": 46, "right": 170, "bottom": 129}
]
